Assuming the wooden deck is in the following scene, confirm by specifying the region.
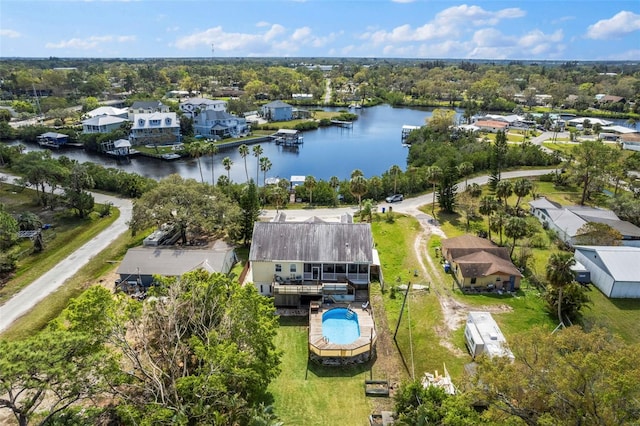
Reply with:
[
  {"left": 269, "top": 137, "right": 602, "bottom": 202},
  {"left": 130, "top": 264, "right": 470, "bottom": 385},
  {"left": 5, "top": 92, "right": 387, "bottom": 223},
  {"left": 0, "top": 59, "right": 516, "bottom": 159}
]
[{"left": 309, "top": 304, "right": 377, "bottom": 356}]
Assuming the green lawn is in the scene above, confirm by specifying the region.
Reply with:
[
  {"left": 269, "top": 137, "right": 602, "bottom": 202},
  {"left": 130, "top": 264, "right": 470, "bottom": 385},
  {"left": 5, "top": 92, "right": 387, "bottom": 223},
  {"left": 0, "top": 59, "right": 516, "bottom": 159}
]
[
  {"left": 581, "top": 287, "right": 640, "bottom": 344},
  {"left": 268, "top": 317, "right": 374, "bottom": 426},
  {"left": 0, "top": 184, "right": 119, "bottom": 303}
]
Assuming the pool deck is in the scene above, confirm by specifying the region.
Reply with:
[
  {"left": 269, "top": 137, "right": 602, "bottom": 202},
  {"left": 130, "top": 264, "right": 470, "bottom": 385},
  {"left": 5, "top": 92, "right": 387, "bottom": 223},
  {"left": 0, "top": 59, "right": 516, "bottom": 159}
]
[{"left": 309, "top": 304, "right": 376, "bottom": 352}]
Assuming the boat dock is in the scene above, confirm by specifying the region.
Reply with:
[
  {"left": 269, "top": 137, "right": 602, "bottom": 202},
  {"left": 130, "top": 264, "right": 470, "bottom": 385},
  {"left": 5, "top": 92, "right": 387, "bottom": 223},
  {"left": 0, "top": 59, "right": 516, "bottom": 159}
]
[
  {"left": 330, "top": 120, "right": 354, "bottom": 128},
  {"left": 401, "top": 125, "right": 421, "bottom": 145},
  {"left": 272, "top": 129, "right": 303, "bottom": 146}
]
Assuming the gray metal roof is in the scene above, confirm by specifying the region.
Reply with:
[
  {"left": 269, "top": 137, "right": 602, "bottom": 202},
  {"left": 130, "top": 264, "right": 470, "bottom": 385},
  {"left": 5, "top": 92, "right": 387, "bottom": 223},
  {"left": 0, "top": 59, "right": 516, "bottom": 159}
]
[
  {"left": 263, "top": 100, "right": 292, "bottom": 108},
  {"left": 575, "top": 246, "right": 640, "bottom": 282},
  {"left": 130, "top": 100, "right": 165, "bottom": 109},
  {"left": 249, "top": 222, "right": 374, "bottom": 263},
  {"left": 117, "top": 247, "right": 235, "bottom": 277}
]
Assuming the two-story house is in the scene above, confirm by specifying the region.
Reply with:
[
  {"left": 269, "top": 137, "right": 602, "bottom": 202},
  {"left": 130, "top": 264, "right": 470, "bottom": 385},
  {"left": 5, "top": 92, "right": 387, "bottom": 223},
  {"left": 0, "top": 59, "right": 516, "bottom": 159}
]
[
  {"left": 193, "top": 110, "right": 249, "bottom": 139},
  {"left": 128, "top": 100, "right": 169, "bottom": 120},
  {"left": 129, "top": 112, "right": 180, "bottom": 146},
  {"left": 260, "top": 100, "right": 293, "bottom": 122},
  {"left": 179, "top": 98, "right": 227, "bottom": 119},
  {"left": 82, "top": 115, "right": 129, "bottom": 134}
]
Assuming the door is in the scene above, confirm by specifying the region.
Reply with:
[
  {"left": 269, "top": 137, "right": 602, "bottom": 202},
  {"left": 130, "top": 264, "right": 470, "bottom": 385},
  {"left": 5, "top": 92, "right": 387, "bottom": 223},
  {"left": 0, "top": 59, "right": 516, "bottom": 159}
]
[
  {"left": 312, "top": 267, "right": 320, "bottom": 281},
  {"left": 509, "top": 276, "right": 515, "bottom": 291}
]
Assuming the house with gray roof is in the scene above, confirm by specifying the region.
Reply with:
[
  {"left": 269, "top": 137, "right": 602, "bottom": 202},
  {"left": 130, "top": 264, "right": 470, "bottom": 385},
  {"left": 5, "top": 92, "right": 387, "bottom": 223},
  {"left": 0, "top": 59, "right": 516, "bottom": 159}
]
[
  {"left": 117, "top": 245, "right": 237, "bottom": 287},
  {"left": 193, "top": 110, "right": 248, "bottom": 138},
  {"left": 86, "top": 106, "right": 128, "bottom": 119},
  {"left": 260, "top": 100, "right": 293, "bottom": 121},
  {"left": 529, "top": 197, "right": 640, "bottom": 247},
  {"left": 129, "top": 112, "right": 181, "bottom": 146},
  {"left": 128, "top": 100, "right": 169, "bottom": 120},
  {"left": 574, "top": 246, "right": 640, "bottom": 298},
  {"left": 179, "top": 98, "right": 227, "bottom": 119},
  {"left": 247, "top": 221, "right": 375, "bottom": 306}
]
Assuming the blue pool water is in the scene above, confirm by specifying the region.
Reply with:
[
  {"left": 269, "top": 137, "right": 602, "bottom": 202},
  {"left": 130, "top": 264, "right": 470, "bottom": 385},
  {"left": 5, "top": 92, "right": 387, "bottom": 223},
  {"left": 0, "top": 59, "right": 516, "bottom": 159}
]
[{"left": 322, "top": 308, "right": 360, "bottom": 344}]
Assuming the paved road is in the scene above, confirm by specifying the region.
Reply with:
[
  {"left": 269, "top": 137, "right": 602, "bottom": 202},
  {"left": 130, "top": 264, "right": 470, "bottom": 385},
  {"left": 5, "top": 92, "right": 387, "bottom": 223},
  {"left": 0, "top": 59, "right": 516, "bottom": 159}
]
[{"left": 0, "top": 172, "right": 132, "bottom": 333}]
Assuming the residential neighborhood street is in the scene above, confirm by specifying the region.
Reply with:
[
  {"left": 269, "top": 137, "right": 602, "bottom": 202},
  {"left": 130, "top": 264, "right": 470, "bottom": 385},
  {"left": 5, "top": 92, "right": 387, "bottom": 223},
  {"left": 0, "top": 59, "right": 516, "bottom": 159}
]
[
  {"left": 0, "top": 168, "right": 555, "bottom": 333},
  {"left": 0, "top": 172, "right": 132, "bottom": 333}
]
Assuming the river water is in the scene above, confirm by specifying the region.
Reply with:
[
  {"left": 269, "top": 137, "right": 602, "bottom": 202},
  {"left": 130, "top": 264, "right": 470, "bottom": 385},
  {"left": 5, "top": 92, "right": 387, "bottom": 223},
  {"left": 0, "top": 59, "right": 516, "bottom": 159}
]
[
  {"left": 12, "top": 105, "right": 453, "bottom": 183},
  {"left": 11, "top": 105, "right": 628, "bottom": 183}
]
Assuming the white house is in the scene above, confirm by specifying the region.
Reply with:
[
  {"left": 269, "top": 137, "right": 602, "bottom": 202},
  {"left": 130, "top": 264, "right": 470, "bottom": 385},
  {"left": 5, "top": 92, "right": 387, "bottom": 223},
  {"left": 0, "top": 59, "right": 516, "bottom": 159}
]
[
  {"left": 574, "top": 246, "right": 640, "bottom": 298},
  {"left": 464, "top": 312, "right": 514, "bottom": 360},
  {"left": 85, "top": 106, "right": 128, "bottom": 119},
  {"left": 179, "top": 98, "right": 227, "bottom": 119},
  {"left": 129, "top": 112, "right": 180, "bottom": 146},
  {"left": 529, "top": 197, "right": 640, "bottom": 247},
  {"left": 82, "top": 115, "right": 129, "bottom": 134},
  {"left": 621, "top": 133, "right": 640, "bottom": 152}
]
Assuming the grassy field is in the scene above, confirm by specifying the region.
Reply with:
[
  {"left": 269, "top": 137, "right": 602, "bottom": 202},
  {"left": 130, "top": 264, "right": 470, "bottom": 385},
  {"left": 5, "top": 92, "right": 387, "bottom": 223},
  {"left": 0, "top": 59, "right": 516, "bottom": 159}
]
[
  {"left": 0, "top": 184, "right": 119, "bottom": 303},
  {"left": 268, "top": 317, "right": 375, "bottom": 426}
]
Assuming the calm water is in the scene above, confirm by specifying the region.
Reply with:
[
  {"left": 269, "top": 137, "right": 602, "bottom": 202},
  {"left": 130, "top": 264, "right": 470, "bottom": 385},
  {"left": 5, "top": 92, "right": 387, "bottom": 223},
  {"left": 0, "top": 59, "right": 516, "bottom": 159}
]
[{"left": 12, "top": 105, "right": 454, "bottom": 182}]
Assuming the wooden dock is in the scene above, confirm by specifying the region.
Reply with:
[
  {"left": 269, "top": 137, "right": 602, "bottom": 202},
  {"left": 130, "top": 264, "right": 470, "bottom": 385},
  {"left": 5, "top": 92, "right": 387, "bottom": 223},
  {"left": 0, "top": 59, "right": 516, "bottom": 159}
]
[{"left": 330, "top": 120, "right": 354, "bottom": 128}]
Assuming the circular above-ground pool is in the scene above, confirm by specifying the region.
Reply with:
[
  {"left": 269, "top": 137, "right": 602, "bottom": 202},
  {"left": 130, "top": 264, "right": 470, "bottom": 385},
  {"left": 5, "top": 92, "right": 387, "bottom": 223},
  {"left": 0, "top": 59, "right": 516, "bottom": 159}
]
[{"left": 322, "top": 307, "right": 360, "bottom": 344}]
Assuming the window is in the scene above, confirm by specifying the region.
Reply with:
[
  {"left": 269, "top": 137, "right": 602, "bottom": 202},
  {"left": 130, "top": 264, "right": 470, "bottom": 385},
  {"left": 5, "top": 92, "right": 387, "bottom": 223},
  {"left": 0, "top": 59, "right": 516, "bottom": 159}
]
[
  {"left": 165, "top": 117, "right": 172, "bottom": 125},
  {"left": 290, "top": 264, "right": 297, "bottom": 273},
  {"left": 471, "top": 277, "right": 477, "bottom": 284},
  {"left": 275, "top": 264, "right": 281, "bottom": 273}
]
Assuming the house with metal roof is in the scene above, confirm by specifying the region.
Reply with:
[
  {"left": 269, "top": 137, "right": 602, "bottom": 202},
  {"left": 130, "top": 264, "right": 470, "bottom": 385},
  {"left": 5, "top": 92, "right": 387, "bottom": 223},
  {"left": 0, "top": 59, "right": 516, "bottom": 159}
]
[
  {"left": 465, "top": 312, "right": 514, "bottom": 360},
  {"left": 247, "top": 221, "right": 375, "bottom": 306},
  {"left": 441, "top": 235, "right": 522, "bottom": 292},
  {"left": 260, "top": 100, "right": 293, "bottom": 122},
  {"left": 529, "top": 197, "right": 640, "bottom": 247},
  {"left": 574, "top": 246, "right": 640, "bottom": 298},
  {"left": 179, "top": 98, "right": 227, "bottom": 119},
  {"left": 82, "top": 115, "right": 129, "bottom": 134},
  {"left": 85, "top": 106, "right": 128, "bottom": 119},
  {"left": 117, "top": 244, "right": 237, "bottom": 287}
]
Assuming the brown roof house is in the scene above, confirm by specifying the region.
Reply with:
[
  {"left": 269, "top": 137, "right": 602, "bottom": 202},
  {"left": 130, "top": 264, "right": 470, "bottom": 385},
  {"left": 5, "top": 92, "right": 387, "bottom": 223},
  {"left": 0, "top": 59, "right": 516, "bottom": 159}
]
[{"left": 441, "top": 235, "right": 522, "bottom": 292}]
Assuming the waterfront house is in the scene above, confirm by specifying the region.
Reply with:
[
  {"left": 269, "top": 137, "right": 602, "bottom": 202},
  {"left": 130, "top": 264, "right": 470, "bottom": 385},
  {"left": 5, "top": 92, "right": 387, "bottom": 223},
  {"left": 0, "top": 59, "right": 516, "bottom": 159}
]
[
  {"left": 574, "top": 246, "right": 640, "bottom": 298},
  {"left": 85, "top": 106, "right": 128, "bottom": 119},
  {"left": 129, "top": 112, "right": 180, "bottom": 146},
  {"left": 473, "top": 120, "right": 509, "bottom": 133},
  {"left": 37, "top": 132, "right": 69, "bottom": 148},
  {"left": 261, "top": 100, "right": 293, "bottom": 121},
  {"left": 82, "top": 115, "right": 128, "bottom": 134},
  {"left": 528, "top": 197, "right": 640, "bottom": 247},
  {"left": 247, "top": 221, "right": 375, "bottom": 307},
  {"left": 441, "top": 235, "right": 522, "bottom": 291},
  {"left": 128, "top": 100, "right": 169, "bottom": 120},
  {"left": 192, "top": 110, "right": 248, "bottom": 138}
]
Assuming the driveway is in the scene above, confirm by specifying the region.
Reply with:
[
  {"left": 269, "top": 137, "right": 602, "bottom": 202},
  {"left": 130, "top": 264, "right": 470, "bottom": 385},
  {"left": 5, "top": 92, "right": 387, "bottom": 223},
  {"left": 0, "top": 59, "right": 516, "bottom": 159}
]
[{"left": 0, "top": 172, "right": 132, "bottom": 333}]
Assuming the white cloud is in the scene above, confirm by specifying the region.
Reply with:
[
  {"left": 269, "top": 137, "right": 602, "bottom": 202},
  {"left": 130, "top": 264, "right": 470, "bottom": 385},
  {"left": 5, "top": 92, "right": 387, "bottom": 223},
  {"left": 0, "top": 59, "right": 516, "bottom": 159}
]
[
  {"left": 605, "top": 48, "right": 640, "bottom": 60},
  {"left": 586, "top": 11, "right": 640, "bottom": 39},
  {"left": 359, "top": 4, "right": 525, "bottom": 44},
  {"left": 45, "top": 35, "right": 135, "bottom": 50},
  {"left": 391, "top": 0, "right": 416, "bottom": 3},
  {"left": 256, "top": 21, "right": 270, "bottom": 28},
  {"left": 465, "top": 27, "right": 564, "bottom": 59},
  {"left": 0, "top": 29, "right": 21, "bottom": 38}
]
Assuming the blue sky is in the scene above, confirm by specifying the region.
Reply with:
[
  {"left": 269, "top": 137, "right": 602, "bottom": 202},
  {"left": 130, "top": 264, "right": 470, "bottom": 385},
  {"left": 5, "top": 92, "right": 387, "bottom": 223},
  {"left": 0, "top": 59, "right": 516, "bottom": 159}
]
[{"left": 1, "top": 0, "right": 639, "bottom": 60}]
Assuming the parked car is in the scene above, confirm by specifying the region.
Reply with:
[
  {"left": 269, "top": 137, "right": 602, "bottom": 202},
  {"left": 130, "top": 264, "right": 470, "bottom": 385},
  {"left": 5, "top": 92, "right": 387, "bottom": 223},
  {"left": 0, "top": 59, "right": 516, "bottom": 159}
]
[{"left": 385, "top": 194, "right": 403, "bottom": 203}]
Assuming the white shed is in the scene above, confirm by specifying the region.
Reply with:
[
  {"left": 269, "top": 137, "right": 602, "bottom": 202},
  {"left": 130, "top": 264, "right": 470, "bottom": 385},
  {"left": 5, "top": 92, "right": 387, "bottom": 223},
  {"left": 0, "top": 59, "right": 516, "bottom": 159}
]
[{"left": 574, "top": 246, "right": 640, "bottom": 298}]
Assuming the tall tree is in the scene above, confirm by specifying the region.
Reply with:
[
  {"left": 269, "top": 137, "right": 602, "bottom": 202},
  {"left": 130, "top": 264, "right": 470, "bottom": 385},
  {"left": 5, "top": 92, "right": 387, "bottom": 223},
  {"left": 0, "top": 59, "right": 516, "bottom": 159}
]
[
  {"left": 457, "top": 161, "right": 474, "bottom": 189},
  {"left": 0, "top": 204, "right": 18, "bottom": 250},
  {"left": 479, "top": 195, "right": 498, "bottom": 240},
  {"left": 252, "top": 144, "right": 263, "bottom": 185},
  {"left": 504, "top": 216, "right": 529, "bottom": 257},
  {"left": 329, "top": 176, "right": 340, "bottom": 205},
  {"left": 495, "top": 179, "right": 513, "bottom": 209},
  {"left": 259, "top": 156, "right": 272, "bottom": 187},
  {"left": 570, "top": 140, "right": 616, "bottom": 205},
  {"left": 208, "top": 143, "right": 219, "bottom": 186},
  {"left": 239, "top": 144, "right": 250, "bottom": 182},
  {"left": 545, "top": 252, "right": 576, "bottom": 326},
  {"left": 304, "top": 175, "right": 317, "bottom": 206},
  {"left": 240, "top": 180, "right": 260, "bottom": 245},
  {"left": 64, "top": 164, "right": 95, "bottom": 218},
  {"left": 350, "top": 174, "right": 368, "bottom": 212},
  {"left": 425, "top": 165, "right": 442, "bottom": 216},
  {"left": 389, "top": 165, "right": 402, "bottom": 195},
  {"left": 222, "top": 156, "right": 233, "bottom": 183},
  {"left": 492, "top": 130, "right": 508, "bottom": 181},
  {"left": 187, "top": 141, "right": 206, "bottom": 184}
]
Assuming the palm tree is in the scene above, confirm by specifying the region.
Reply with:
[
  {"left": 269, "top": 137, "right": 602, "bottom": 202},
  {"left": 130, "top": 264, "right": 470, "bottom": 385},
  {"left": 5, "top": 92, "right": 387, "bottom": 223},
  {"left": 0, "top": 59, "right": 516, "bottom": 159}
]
[
  {"left": 304, "top": 175, "right": 316, "bottom": 206},
  {"left": 351, "top": 169, "right": 364, "bottom": 179},
  {"left": 425, "top": 165, "right": 442, "bottom": 216},
  {"left": 238, "top": 144, "right": 249, "bottom": 182},
  {"left": 253, "top": 144, "right": 263, "bottom": 185},
  {"left": 208, "top": 144, "right": 219, "bottom": 186},
  {"left": 389, "top": 165, "right": 402, "bottom": 194},
  {"left": 187, "top": 141, "right": 205, "bottom": 184},
  {"left": 457, "top": 162, "right": 474, "bottom": 189},
  {"left": 350, "top": 175, "right": 368, "bottom": 212},
  {"left": 259, "top": 156, "right": 272, "bottom": 186},
  {"left": 479, "top": 195, "right": 498, "bottom": 240},
  {"left": 328, "top": 176, "right": 340, "bottom": 206},
  {"left": 222, "top": 156, "right": 233, "bottom": 183},
  {"left": 546, "top": 252, "right": 576, "bottom": 327},
  {"left": 513, "top": 178, "right": 533, "bottom": 209},
  {"left": 495, "top": 179, "right": 513, "bottom": 209}
]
